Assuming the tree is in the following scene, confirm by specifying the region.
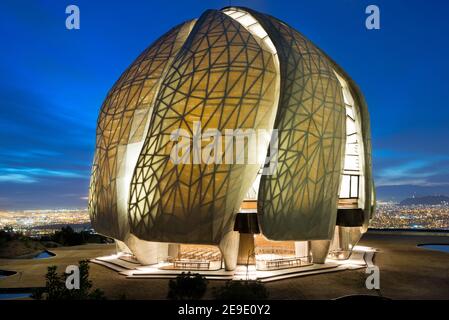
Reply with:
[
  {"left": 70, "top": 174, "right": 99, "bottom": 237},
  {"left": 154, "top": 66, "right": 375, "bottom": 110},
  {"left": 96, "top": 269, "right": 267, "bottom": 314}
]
[
  {"left": 31, "top": 260, "right": 106, "bottom": 300},
  {"left": 50, "top": 226, "right": 87, "bottom": 246}
]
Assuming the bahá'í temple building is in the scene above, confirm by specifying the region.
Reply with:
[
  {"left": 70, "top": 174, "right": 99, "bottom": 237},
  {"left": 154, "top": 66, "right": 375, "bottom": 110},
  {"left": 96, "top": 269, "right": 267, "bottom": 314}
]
[{"left": 88, "top": 6, "right": 375, "bottom": 274}]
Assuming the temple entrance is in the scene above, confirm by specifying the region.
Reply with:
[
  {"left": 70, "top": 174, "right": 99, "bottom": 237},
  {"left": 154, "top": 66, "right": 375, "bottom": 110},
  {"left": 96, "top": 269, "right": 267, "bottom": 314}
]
[
  {"left": 254, "top": 235, "right": 311, "bottom": 270},
  {"left": 235, "top": 198, "right": 313, "bottom": 271},
  {"left": 161, "top": 244, "right": 222, "bottom": 271}
]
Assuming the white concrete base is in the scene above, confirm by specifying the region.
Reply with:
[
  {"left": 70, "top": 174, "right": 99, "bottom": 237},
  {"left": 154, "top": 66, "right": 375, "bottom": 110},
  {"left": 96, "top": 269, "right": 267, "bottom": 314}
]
[{"left": 90, "top": 246, "right": 377, "bottom": 282}]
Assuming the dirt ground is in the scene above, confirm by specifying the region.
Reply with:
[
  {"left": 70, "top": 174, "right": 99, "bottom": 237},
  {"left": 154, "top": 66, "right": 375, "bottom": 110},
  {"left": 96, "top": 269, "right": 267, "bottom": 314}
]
[{"left": 1, "top": 232, "right": 448, "bottom": 299}]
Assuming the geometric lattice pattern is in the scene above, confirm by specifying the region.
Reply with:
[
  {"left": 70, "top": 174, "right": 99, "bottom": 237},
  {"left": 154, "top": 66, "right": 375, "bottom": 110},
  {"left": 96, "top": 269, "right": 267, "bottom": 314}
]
[
  {"left": 317, "top": 43, "right": 375, "bottom": 233},
  {"left": 88, "top": 6, "right": 374, "bottom": 252},
  {"left": 88, "top": 21, "right": 195, "bottom": 240},
  {"left": 128, "top": 10, "right": 279, "bottom": 244},
  {"left": 250, "top": 12, "right": 346, "bottom": 240}
]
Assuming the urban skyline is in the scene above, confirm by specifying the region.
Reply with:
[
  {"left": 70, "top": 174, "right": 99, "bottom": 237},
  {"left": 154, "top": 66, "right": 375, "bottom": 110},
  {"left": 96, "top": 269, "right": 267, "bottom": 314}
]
[{"left": 2, "top": 202, "right": 449, "bottom": 237}]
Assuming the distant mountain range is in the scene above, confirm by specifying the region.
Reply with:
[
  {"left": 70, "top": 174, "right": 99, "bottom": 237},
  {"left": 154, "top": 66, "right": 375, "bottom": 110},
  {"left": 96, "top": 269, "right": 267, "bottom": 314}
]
[
  {"left": 399, "top": 195, "right": 449, "bottom": 206},
  {"left": 376, "top": 184, "right": 449, "bottom": 202}
]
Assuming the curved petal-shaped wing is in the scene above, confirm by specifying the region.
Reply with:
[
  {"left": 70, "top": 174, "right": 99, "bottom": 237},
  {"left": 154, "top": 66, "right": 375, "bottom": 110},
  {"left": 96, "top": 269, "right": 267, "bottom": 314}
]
[
  {"left": 251, "top": 12, "right": 347, "bottom": 240},
  {"left": 88, "top": 21, "right": 195, "bottom": 240},
  {"left": 128, "top": 10, "right": 279, "bottom": 244}
]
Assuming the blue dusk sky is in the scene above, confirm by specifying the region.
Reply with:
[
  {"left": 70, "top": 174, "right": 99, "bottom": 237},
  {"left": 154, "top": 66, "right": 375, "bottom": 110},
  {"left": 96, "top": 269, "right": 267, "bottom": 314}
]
[{"left": 0, "top": 0, "right": 448, "bottom": 209}]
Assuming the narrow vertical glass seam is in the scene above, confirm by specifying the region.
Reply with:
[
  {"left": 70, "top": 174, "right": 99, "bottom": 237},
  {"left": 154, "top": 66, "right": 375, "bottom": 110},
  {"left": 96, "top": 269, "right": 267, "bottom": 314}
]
[{"left": 334, "top": 70, "right": 366, "bottom": 209}]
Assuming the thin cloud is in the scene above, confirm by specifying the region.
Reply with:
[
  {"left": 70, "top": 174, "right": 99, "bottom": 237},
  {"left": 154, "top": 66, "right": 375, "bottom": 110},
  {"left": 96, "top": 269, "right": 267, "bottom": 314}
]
[
  {"left": 0, "top": 167, "right": 85, "bottom": 184},
  {"left": 374, "top": 156, "right": 449, "bottom": 187},
  {"left": 0, "top": 173, "right": 37, "bottom": 183}
]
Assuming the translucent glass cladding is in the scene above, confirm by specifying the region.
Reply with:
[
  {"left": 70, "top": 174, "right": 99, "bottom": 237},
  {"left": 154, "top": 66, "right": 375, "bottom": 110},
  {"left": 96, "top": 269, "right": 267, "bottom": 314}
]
[
  {"left": 223, "top": 8, "right": 281, "bottom": 203},
  {"left": 88, "top": 21, "right": 195, "bottom": 240},
  {"left": 222, "top": 8, "right": 278, "bottom": 56},
  {"left": 128, "top": 10, "right": 280, "bottom": 244},
  {"left": 334, "top": 71, "right": 365, "bottom": 205},
  {"left": 323, "top": 55, "right": 375, "bottom": 232},
  {"left": 252, "top": 13, "right": 346, "bottom": 241},
  {"left": 89, "top": 6, "right": 375, "bottom": 261}
]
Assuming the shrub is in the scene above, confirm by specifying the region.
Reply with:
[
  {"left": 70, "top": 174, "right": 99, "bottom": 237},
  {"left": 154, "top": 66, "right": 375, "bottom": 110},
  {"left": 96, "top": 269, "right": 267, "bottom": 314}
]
[
  {"left": 0, "top": 226, "right": 19, "bottom": 243},
  {"left": 167, "top": 272, "right": 208, "bottom": 300},
  {"left": 213, "top": 280, "right": 269, "bottom": 300},
  {"left": 50, "top": 226, "right": 87, "bottom": 246},
  {"left": 31, "top": 260, "right": 106, "bottom": 300},
  {"left": 40, "top": 227, "right": 113, "bottom": 246}
]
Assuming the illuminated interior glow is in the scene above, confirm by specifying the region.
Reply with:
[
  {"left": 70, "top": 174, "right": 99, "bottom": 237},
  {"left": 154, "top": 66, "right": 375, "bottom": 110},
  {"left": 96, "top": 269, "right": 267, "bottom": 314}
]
[
  {"left": 223, "top": 9, "right": 278, "bottom": 55},
  {"left": 334, "top": 71, "right": 365, "bottom": 205},
  {"left": 223, "top": 8, "right": 281, "bottom": 202},
  {"left": 89, "top": 7, "right": 374, "bottom": 272}
]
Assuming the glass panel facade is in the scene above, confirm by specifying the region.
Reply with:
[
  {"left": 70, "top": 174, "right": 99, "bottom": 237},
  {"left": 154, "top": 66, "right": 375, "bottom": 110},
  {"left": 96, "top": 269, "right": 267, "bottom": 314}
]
[
  {"left": 340, "top": 175, "right": 350, "bottom": 198},
  {"left": 334, "top": 72, "right": 364, "bottom": 202}
]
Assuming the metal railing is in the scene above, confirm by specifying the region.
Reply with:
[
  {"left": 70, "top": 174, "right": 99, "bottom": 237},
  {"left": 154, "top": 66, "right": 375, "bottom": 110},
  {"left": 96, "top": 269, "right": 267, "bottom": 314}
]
[{"left": 255, "top": 255, "right": 311, "bottom": 271}]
